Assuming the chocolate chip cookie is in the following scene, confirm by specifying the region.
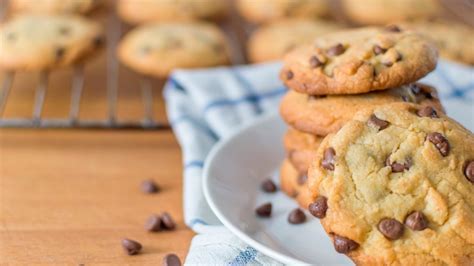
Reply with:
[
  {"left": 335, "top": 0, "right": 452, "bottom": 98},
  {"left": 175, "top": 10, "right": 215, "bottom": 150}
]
[
  {"left": 117, "top": 0, "right": 227, "bottom": 25},
  {"left": 117, "top": 22, "right": 230, "bottom": 77},
  {"left": 280, "top": 26, "right": 438, "bottom": 95},
  {"left": 0, "top": 15, "right": 103, "bottom": 71},
  {"left": 307, "top": 102, "right": 474, "bottom": 264},
  {"left": 280, "top": 83, "right": 444, "bottom": 136},
  {"left": 10, "top": 0, "right": 101, "bottom": 14},
  {"left": 236, "top": 0, "right": 330, "bottom": 24},
  {"left": 247, "top": 19, "right": 343, "bottom": 63},
  {"left": 284, "top": 127, "right": 323, "bottom": 175},
  {"left": 280, "top": 159, "right": 312, "bottom": 209},
  {"left": 341, "top": 0, "right": 441, "bottom": 25}
]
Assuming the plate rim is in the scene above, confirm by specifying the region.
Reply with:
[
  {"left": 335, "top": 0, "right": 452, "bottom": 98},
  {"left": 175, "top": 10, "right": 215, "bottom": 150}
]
[{"left": 202, "top": 112, "right": 309, "bottom": 265}]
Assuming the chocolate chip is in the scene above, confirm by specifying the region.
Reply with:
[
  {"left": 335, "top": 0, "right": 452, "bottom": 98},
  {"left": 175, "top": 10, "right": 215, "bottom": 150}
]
[
  {"left": 141, "top": 179, "right": 160, "bottom": 194},
  {"left": 417, "top": 106, "right": 438, "bottom": 118},
  {"left": 464, "top": 160, "right": 474, "bottom": 183},
  {"left": 308, "top": 196, "right": 328, "bottom": 218},
  {"left": 261, "top": 179, "right": 277, "bottom": 193},
  {"left": 163, "top": 254, "right": 181, "bottom": 266},
  {"left": 309, "top": 55, "right": 323, "bottom": 68},
  {"left": 297, "top": 175, "right": 307, "bottom": 185},
  {"left": 145, "top": 215, "right": 162, "bottom": 232},
  {"left": 427, "top": 132, "right": 450, "bottom": 157},
  {"left": 383, "top": 61, "right": 394, "bottom": 67},
  {"left": 386, "top": 25, "right": 401, "bottom": 32},
  {"left": 378, "top": 218, "right": 404, "bottom": 240},
  {"left": 373, "top": 45, "right": 386, "bottom": 55},
  {"left": 368, "top": 114, "right": 390, "bottom": 131},
  {"left": 321, "top": 147, "right": 336, "bottom": 171},
  {"left": 288, "top": 208, "right": 306, "bottom": 224},
  {"left": 404, "top": 211, "right": 428, "bottom": 231},
  {"left": 333, "top": 235, "right": 359, "bottom": 254},
  {"left": 55, "top": 47, "right": 65, "bottom": 60},
  {"left": 160, "top": 212, "right": 176, "bottom": 230},
  {"left": 121, "top": 238, "right": 142, "bottom": 255},
  {"left": 326, "top": 43, "right": 345, "bottom": 56},
  {"left": 93, "top": 35, "right": 104, "bottom": 46},
  {"left": 286, "top": 70, "right": 294, "bottom": 80},
  {"left": 409, "top": 83, "right": 437, "bottom": 100},
  {"left": 390, "top": 161, "right": 410, "bottom": 172},
  {"left": 255, "top": 202, "right": 272, "bottom": 217}
]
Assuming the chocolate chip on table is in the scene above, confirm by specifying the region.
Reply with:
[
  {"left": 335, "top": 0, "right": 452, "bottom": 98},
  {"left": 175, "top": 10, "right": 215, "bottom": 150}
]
[
  {"left": 309, "top": 55, "right": 323, "bottom": 68},
  {"left": 326, "top": 43, "right": 345, "bottom": 56},
  {"left": 386, "top": 25, "right": 402, "bottom": 32},
  {"left": 464, "top": 160, "right": 474, "bottom": 183},
  {"left": 417, "top": 106, "right": 438, "bottom": 118},
  {"left": 373, "top": 45, "right": 386, "bottom": 55},
  {"left": 163, "top": 253, "right": 182, "bottom": 266},
  {"left": 145, "top": 215, "right": 163, "bottom": 232},
  {"left": 378, "top": 218, "right": 404, "bottom": 240},
  {"left": 141, "top": 179, "right": 160, "bottom": 194},
  {"left": 308, "top": 196, "right": 328, "bottom": 219},
  {"left": 255, "top": 202, "right": 272, "bottom": 217},
  {"left": 121, "top": 238, "right": 142, "bottom": 255},
  {"left": 368, "top": 114, "right": 390, "bottom": 131},
  {"left": 161, "top": 212, "right": 176, "bottom": 230},
  {"left": 321, "top": 147, "right": 336, "bottom": 171},
  {"left": 405, "top": 211, "right": 428, "bottom": 231},
  {"left": 286, "top": 70, "right": 294, "bottom": 80},
  {"left": 427, "top": 132, "right": 450, "bottom": 157},
  {"left": 261, "top": 179, "right": 277, "bottom": 193},
  {"left": 297, "top": 175, "right": 307, "bottom": 185},
  {"left": 333, "top": 234, "right": 359, "bottom": 254},
  {"left": 288, "top": 208, "right": 306, "bottom": 224}
]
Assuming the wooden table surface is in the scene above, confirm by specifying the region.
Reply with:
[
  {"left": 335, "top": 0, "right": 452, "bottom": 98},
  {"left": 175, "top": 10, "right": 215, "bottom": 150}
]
[{"left": 0, "top": 3, "right": 197, "bottom": 264}]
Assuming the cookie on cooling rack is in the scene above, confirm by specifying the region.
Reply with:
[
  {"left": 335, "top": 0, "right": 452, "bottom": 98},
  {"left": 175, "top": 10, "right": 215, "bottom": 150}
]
[
  {"left": 307, "top": 102, "right": 474, "bottom": 264},
  {"left": 280, "top": 26, "right": 438, "bottom": 95},
  {"left": 117, "top": 22, "right": 230, "bottom": 78},
  {"left": 9, "top": 0, "right": 101, "bottom": 14},
  {"left": 247, "top": 19, "right": 343, "bottom": 63},
  {"left": 236, "top": 0, "right": 330, "bottom": 24},
  {"left": 0, "top": 15, "right": 104, "bottom": 71},
  {"left": 280, "top": 83, "right": 444, "bottom": 136},
  {"left": 117, "top": 0, "right": 227, "bottom": 24}
]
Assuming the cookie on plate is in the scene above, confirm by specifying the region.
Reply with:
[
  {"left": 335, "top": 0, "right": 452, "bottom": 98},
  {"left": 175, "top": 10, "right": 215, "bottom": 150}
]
[
  {"left": 401, "top": 20, "right": 474, "bottom": 65},
  {"left": 0, "top": 15, "right": 103, "bottom": 71},
  {"left": 307, "top": 102, "right": 474, "bottom": 264},
  {"left": 247, "top": 19, "right": 343, "bottom": 63},
  {"left": 117, "top": 0, "right": 227, "bottom": 25},
  {"left": 280, "top": 26, "right": 438, "bottom": 95},
  {"left": 341, "top": 0, "right": 440, "bottom": 25},
  {"left": 280, "top": 83, "right": 444, "bottom": 136},
  {"left": 9, "top": 0, "right": 101, "bottom": 14},
  {"left": 284, "top": 127, "right": 322, "bottom": 175},
  {"left": 280, "top": 159, "right": 312, "bottom": 209},
  {"left": 117, "top": 22, "right": 230, "bottom": 77},
  {"left": 236, "top": 0, "right": 330, "bottom": 24}
]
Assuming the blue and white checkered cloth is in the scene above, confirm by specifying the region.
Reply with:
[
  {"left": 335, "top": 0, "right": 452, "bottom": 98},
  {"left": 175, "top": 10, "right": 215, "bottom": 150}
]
[{"left": 163, "top": 61, "right": 473, "bottom": 265}]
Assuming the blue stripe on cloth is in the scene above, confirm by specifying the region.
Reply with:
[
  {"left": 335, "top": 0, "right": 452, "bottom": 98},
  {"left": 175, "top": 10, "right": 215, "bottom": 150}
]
[
  {"left": 435, "top": 64, "right": 474, "bottom": 99},
  {"left": 231, "top": 69, "right": 263, "bottom": 114},
  {"left": 189, "top": 218, "right": 208, "bottom": 227},
  {"left": 184, "top": 160, "right": 204, "bottom": 169},
  {"left": 203, "top": 86, "right": 287, "bottom": 114},
  {"left": 168, "top": 77, "right": 185, "bottom": 91},
  {"left": 171, "top": 115, "right": 219, "bottom": 141},
  {"left": 228, "top": 246, "right": 258, "bottom": 266}
]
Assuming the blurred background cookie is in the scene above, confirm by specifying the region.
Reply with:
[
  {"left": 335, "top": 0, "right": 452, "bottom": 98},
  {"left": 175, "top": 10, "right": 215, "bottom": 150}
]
[
  {"left": 117, "top": 22, "right": 230, "bottom": 77},
  {"left": 0, "top": 14, "right": 103, "bottom": 71},
  {"left": 117, "top": 0, "right": 228, "bottom": 25},
  {"left": 9, "top": 0, "right": 101, "bottom": 15},
  {"left": 236, "top": 0, "right": 330, "bottom": 24},
  {"left": 247, "top": 19, "right": 343, "bottom": 63}
]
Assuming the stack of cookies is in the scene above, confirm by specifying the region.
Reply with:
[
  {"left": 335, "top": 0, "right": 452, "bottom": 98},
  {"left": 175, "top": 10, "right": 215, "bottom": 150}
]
[{"left": 279, "top": 25, "right": 474, "bottom": 264}]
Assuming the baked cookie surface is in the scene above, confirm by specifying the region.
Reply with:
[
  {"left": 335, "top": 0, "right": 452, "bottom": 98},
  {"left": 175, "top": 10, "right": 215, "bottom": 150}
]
[
  {"left": 117, "top": 0, "right": 227, "bottom": 24},
  {"left": 247, "top": 19, "right": 342, "bottom": 63},
  {"left": 280, "top": 159, "right": 312, "bottom": 209},
  {"left": 236, "top": 0, "right": 329, "bottom": 24},
  {"left": 280, "top": 26, "right": 438, "bottom": 95},
  {"left": 280, "top": 83, "right": 444, "bottom": 136},
  {"left": 284, "top": 127, "right": 322, "bottom": 175},
  {"left": 341, "top": 0, "right": 440, "bottom": 25},
  {"left": 10, "top": 0, "right": 101, "bottom": 14},
  {"left": 117, "top": 22, "right": 230, "bottom": 77},
  {"left": 0, "top": 15, "right": 103, "bottom": 71},
  {"left": 307, "top": 103, "right": 474, "bottom": 265}
]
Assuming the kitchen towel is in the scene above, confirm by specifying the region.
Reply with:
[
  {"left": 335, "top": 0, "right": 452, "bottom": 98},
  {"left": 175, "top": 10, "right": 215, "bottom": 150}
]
[{"left": 163, "top": 61, "right": 474, "bottom": 265}]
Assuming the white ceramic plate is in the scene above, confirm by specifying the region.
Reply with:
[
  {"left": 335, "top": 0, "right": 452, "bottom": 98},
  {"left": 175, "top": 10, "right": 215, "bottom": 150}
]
[{"left": 203, "top": 112, "right": 353, "bottom": 265}]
